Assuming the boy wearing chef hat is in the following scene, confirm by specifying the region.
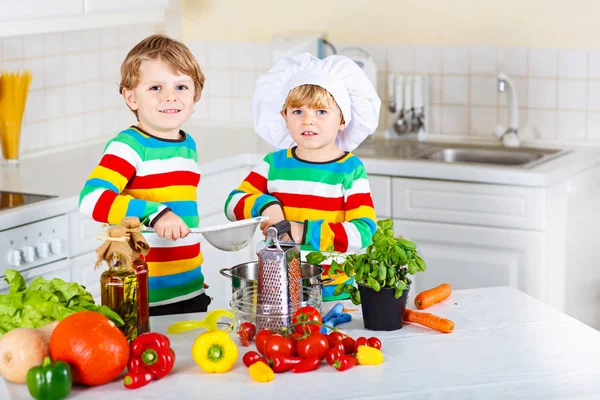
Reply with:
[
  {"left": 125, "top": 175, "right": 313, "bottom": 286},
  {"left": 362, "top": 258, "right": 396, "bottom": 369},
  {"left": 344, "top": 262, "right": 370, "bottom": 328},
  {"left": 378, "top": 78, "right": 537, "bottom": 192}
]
[{"left": 224, "top": 52, "right": 381, "bottom": 301}]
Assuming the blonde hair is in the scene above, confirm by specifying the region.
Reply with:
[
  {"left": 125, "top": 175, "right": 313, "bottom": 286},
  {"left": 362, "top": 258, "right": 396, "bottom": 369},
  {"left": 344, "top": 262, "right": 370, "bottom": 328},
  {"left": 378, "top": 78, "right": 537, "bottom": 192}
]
[
  {"left": 282, "top": 85, "right": 345, "bottom": 124},
  {"left": 119, "top": 34, "right": 205, "bottom": 117}
]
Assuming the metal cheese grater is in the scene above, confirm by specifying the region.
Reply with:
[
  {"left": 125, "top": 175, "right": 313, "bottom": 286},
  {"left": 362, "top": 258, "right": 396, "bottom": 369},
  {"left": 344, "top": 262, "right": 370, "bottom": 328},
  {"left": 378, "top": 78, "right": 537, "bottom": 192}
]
[{"left": 256, "top": 221, "right": 302, "bottom": 331}]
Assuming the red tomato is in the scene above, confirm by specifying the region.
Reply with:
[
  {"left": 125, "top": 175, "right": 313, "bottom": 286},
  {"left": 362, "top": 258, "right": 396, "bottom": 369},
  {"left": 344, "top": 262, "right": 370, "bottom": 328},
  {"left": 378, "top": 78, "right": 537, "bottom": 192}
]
[
  {"left": 292, "top": 306, "right": 322, "bottom": 334},
  {"left": 354, "top": 337, "right": 370, "bottom": 353},
  {"left": 242, "top": 351, "right": 261, "bottom": 367},
  {"left": 327, "top": 332, "right": 345, "bottom": 353},
  {"left": 255, "top": 329, "right": 272, "bottom": 356},
  {"left": 342, "top": 337, "right": 356, "bottom": 354},
  {"left": 237, "top": 322, "right": 257, "bottom": 346},
  {"left": 368, "top": 337, "right": 382, "bottom": 350},
  {"left": 296, "top": 332, "right": 329, "bottom": 360},
  {"left": 264, "top": 334, "right": 296, "bottom": 358}
]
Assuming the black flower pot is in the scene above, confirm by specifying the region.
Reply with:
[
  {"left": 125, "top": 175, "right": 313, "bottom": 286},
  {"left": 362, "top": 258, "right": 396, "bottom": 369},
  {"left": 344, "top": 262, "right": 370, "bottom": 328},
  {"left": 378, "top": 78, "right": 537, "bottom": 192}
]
[{"left": 358, "top": 283, "right": 410, "bottom": 331}]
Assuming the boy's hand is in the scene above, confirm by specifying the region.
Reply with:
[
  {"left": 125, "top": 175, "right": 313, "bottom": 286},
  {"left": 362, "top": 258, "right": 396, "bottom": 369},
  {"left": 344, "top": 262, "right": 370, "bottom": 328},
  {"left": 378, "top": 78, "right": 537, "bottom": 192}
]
[
  {"left": 153, "top": 211, "right": 190, "bottom": 241},
  {"left": 289, "top": 221, "right": 305, "bottom": 244},
  {"left": 260, "top": 204, "right": 285, "bottom": 235}
]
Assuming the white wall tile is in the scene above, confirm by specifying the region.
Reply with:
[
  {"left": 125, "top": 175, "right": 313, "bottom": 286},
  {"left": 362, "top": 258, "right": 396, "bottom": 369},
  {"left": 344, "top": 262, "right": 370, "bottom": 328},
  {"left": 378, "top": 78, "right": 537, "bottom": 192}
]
[
  {"left": 587, "top": 81, "right": 600, "bottom": 110},
  {"left": 415, "top": 46, "right": 441, "bottom": 74},
  {"left": 83, "top": 29, "right": 102, "bottom": 52},
  {"left": 429, "top": 75, "right": 442, "bottom": 105},
  {"left": 23, "top": 58, "right": 46, "bottom": 90},
  {"left": 2, "top": 59, "right": 23, "bottom": 72},
  {"left": 442, "top": 105, "right": 469, "bottom": 134},
  {"left": 208, "top": 69, "right": 231, "bottom": 97},
  {"left": 229, "top": 42, "right": 256, "bottom": 69},
  {"left": 84, "top": 111, "right": 102, "bottom": 139},
  {"left": 527, "top": 79, "right": 557, "bottom": 109},
  {"left": 589, "top": 51, "right": 600, "bottom": 79},
  {"left": 470, "top": 106, "right": 496, "bottom": 136},
  {"left": 428, "top": 105, "right": 441, "bottom": 134},
  {"left": 101, "top": 49, "right": 121, "bottom": 79},
  {"left": 558, "top": 80, "right": 586, "bottom": 110},
  {"left": 101, "top": 27, "right": 118, "bottom": 49},
  {"left": 23, "top": 34, "right": 44, "bottom": 58},
  {"left": 470, "top": 77, "right": 497, "bottom": 106},
  {"left": 64, "top": 114, "right": 83, "bottom": 144},
  {"left": 117, "top": 25, "right": 136, "bottom": 48},
  {"left": 23, "top": 90, "right": 46, "bottom": 123},
  {"left": 208, "top": 97, "right": 232, "bottom": 124},
  {"left": 442, "top": 76, "right": 469, "bottom": 105},
  {"left": 470, "top": 46, "right": 497, "bottom": 75},
  {"left": 353, "top": 44, "right": 387, "bottom": 71},
  {"left": 187, "top": 41, "right": 208, "bottom": 67},
  {"left": 231, "top": 98, "right": 253, "bottom": 124},
  {"left": 63, "top": 31, "right": 82, "bottom": 53},
  {"left": 557, "top": 111, "right": 585, "bottom": 140},
  {"left": 208, "top": 43, "right": 231, "bottom": 69},
  {"left": 102, "top": 109, "right": 120, "bottom": 136},
  {"left": 526, "top": 109, "right": 556, "bottom": 140},
  {"left": 498, "top": 107, "right": 528, "bottom": 132},
  {"left": 82, "top": 82, "right": 103, "bottom": 112},
  {"left": 82, "top": 52, "right": 101, "bottom": 81},
  {"left": 3, "top": 36, "right": 23, "bottom": 60},
  {"left": 65, "top": 85, "right": 84, "bottom": 114},
  {"left": 387, "top": 45, "right": 414, "bottom": 73},
  {"left": 44, "top": 56, "right": 65, "bottom": 87},
  {"left": 232, "top": 70, "right": 256, "bottom": 98},
  {"left": 558, "top": 50, "right": 587, "bottom": 78},
  {"left": 586, "top": 112, "right": 600, "bottom": 141},
  {"left": 43, "top": 32, "right": 64, "bottom": 56},
  {"left": 64, "top": 54, "right": 83, "bottom": 85},
  {"left": 46, "top": 87, "right": 65, "bottom": 118},
  {"left": 254, "top": 43, "right": 272, "bottom": 71},
  {"left": 529, "top": 48, "right": 558, "bottom": 78},
  {"left": 102, "top": 80, "right": 121, "bottom": 109},
  {"left": 443, "top": 47, "right": 469, "bottom": 74},
  {"left": 498, "top": 47, "right": 528, "bottom": 77},
  {"left": 47, "top": 119, "right": 66, "bottom": 148}
]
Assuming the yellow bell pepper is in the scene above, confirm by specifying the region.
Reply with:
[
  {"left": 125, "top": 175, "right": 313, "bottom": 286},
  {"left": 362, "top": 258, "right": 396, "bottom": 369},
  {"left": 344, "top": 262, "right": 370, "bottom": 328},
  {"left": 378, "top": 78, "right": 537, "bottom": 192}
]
[
  {"left": 248, "top": 361, "right": 274, "bottom": 383},
  {"left": 192, "top": 330, "right": 238, "bottom": 373},
  {"left": 356, "top": 345, "right": 384, "bottom": 365}
]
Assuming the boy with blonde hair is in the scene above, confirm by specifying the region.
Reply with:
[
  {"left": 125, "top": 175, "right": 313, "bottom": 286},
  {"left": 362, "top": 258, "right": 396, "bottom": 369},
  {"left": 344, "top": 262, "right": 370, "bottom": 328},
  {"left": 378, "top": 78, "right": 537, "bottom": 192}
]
[
  {"left": 79, "top": 34, "right": 211, "bottom": 315},
  {"left": 225, "top": 53, "right": 381, "bottom": 300}
]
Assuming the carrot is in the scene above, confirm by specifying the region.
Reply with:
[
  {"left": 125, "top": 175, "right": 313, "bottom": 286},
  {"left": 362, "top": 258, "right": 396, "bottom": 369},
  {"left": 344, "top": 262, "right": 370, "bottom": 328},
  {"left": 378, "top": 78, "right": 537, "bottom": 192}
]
[
  {"left": 414, "top": 283, "right": 452, "bottom": 309},
  {"left": 403, "top": 309, "right": 454, "bottom": 334}
]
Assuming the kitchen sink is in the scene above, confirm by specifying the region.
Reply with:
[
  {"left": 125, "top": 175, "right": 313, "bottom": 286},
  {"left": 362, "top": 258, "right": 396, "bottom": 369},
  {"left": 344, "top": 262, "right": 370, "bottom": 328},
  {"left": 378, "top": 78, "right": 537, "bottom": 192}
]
[{"left": 414, "top": 144, "right": 570, "bottom": 169}]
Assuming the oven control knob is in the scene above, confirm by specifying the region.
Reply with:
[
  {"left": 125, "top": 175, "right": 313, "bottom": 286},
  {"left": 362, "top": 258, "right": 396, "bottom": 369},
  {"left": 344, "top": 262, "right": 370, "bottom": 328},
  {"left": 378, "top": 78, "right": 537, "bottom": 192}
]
[
  {"left": 6, "top": 250, "right": 22, "bottom": 267},
  {"left": 22, "top": 246, "right": 35, "bottom": 263},
  {"left": 50, "top": 239, "right": 62, "bottom": 255},
  {"left": 36, "top": 242, "right": 50, "bottom": 259}
]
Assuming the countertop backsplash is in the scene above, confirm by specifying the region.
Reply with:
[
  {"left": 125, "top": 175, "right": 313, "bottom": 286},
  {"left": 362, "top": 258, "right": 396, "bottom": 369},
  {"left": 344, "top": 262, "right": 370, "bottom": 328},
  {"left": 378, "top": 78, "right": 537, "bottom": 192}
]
[{"left": 4, "top": 27, "right": 600, "bottom": 161}]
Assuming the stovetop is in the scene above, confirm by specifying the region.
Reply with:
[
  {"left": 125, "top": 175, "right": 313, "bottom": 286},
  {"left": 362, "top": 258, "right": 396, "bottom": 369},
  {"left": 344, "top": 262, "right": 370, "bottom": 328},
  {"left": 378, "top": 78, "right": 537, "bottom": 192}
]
[{"left": 0, "top": 191, "right": 56, "bottom": 211}]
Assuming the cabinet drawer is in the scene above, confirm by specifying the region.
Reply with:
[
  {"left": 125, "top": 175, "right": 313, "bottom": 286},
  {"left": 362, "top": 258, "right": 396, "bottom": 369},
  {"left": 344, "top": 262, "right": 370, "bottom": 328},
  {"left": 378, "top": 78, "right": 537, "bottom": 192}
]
[
  {"left": 392, "top": 178, "right": 545, "bottom": 230},
  {"left": 369, "top": 175, "right": 391, "bottom": 218},
  {"left": 68, "top": 211, "right": 104, "bottom": 257},
  {"left": 70, "top": 252, "right": 103, "bottom": 300}
]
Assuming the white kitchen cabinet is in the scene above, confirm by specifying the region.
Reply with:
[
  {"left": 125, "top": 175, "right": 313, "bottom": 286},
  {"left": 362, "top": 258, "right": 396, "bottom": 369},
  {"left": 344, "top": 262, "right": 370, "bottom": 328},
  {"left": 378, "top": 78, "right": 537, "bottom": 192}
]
[
  {"left": 0, "top": 0, "right": 166, "bottom": 38},
  {"left": 0, "top": 0, "right": 82, "bottom": 20},
  {"left": 392, "top": 219, "right": 545, "bottom": 300},
  {"left": 68, "top": 210, "right": 104, "bottom": 258},
  {"left": 369, "top": 175, "right": 392, "bottom": 218},
  {"left": 83, "top": 0, "right": 168, "bottom": 14},
  {"left": 69, "top": 251, "right": 102, "bottom": 302},
  {"left": 0, "top": 259, "right": 72, "bottom": 294}
]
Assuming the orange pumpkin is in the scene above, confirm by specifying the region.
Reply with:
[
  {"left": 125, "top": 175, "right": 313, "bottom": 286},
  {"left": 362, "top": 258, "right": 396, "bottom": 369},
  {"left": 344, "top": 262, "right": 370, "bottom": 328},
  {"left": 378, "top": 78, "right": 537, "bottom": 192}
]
[{"left": 49, "top": 311, "right": 129, "bottom": 386}]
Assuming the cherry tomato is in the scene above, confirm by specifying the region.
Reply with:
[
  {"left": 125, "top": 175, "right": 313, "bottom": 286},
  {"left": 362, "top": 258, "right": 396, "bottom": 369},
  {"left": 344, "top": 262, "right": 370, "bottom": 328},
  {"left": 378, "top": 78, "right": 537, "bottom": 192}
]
[
  {"left": 327, "top": 332, "right": 345, "bottom": 353},
  {"left": 354, "top": 337, "right": 369, "bottom": 353},
  {"left": 237, "top": 322, "right": 257, "bottom": 346},
  {"left": 255, "top": 329, "right": 272, "bottom": 356},
  {"left": 368, "top": 336, "right": 382, "bottom": 350},
  {"left": 343, "top": 336, "right": 356, "bottom": 354},
  {"left": 326, "top": 348, "right": 343, "bottom": 366},
  {"left": 292, "top": 306, "right": 322, "bottom": 334},
  {"left": 242, "top": 351, "right": 261, "bottom": 367},
  {"left": 296, "top": 332, "right": 329, "bottom": 360}
]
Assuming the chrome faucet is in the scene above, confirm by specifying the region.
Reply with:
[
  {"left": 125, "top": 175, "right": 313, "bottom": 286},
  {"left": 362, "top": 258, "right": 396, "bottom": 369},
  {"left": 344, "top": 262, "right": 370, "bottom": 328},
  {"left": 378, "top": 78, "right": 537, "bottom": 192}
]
[{"left": 494, "top": 73, "right": 521, "bottom": 147}]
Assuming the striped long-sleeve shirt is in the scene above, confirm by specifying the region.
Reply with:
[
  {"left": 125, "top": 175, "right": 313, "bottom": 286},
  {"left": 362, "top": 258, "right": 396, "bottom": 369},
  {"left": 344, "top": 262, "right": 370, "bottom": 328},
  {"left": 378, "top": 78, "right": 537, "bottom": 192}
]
[
  {"left": 79, "top": 126, "right": 204, "bottom": 306},
  {"left": 225, "top": 147, "right": 377, "bottom": 253}
]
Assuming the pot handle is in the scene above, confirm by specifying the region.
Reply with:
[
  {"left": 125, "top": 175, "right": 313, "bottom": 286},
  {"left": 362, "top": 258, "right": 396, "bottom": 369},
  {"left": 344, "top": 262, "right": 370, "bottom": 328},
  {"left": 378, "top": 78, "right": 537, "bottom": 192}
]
[
  {"left": 219, "top": 268, "right": 233, "bottom": 279},
  {"left": 312, "top": 277, "right": 335, "bottom": 286}
]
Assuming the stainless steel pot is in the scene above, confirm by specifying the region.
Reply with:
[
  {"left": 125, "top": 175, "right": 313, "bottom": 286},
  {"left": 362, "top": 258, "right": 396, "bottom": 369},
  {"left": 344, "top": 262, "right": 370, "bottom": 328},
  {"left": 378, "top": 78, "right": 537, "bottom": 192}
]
[{"left": 220, "top": 261, "right": 334, "bottom": 298}]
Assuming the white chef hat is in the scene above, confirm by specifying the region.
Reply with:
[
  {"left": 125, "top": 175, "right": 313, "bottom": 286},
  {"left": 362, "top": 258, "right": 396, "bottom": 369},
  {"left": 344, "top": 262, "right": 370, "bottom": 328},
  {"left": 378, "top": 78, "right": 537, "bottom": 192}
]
[{"left": 252, "top": 52, "right": 381, "bottom": 152}]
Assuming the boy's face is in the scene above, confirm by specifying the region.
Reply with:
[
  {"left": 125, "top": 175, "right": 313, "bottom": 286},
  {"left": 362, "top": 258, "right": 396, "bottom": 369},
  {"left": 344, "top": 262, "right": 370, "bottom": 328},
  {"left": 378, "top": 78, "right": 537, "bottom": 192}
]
[
  {"left": 123, "top": 58, "right": 195, "bottom": 137},
  {"left": 281, "top": 101, "right": 345, "bottom": 152}
]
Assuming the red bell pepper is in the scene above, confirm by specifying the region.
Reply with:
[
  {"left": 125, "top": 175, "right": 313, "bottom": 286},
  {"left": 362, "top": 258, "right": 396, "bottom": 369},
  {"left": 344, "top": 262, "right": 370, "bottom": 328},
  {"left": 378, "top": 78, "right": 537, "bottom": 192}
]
[
  {"left": 342, "top": 336, "right": 356, "bottom": 354},
  {"left": 124, "top": 332, "right": 176, "bottom": 389},
  {"left": 269, "top": 354, "right": 304, "bottom": 373},
  {"left": 327, "top": 332, "right": 345, "bottom": 353},
  {"left": 326, "top": 348, "right": 343, "bottom": 366},
  {"left": 291, "top": 356, "right": 321, "bottom": 373},
  {"left": 333, "top": 355, "right": 357, "bottom": 372}
]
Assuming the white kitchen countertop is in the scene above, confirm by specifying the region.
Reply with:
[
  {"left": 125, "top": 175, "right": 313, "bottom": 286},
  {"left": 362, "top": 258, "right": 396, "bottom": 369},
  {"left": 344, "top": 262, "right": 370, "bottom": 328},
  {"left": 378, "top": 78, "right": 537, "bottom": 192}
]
[
  {"left": 2, "top": 286, "right": 599, "bottom": 399},
  {"left": 1, "top": 125, "right": 599, "bottom": 229}
]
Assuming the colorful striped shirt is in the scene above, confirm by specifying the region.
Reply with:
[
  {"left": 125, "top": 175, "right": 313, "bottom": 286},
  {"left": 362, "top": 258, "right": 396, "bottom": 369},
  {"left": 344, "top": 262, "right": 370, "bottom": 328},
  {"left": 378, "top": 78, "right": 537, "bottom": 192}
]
[
  {"left": 225, "top": 147, "right": 377, "bottom": 253},
  {"left": 79, "top": 126, "right": 204, "bottom": 306}
]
